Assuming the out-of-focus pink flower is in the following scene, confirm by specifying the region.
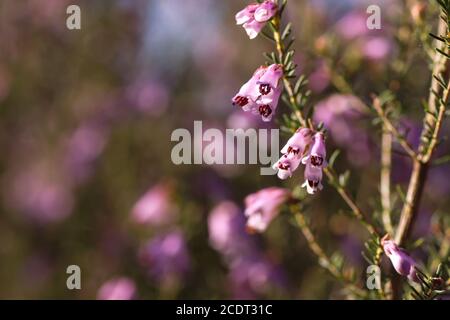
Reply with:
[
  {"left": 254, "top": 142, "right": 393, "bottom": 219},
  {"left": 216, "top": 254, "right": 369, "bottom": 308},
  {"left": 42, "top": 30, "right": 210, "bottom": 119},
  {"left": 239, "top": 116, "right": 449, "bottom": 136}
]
[
  {"left": 236, "top": 1, "right": 277, "bottom": 39},
  {"left": 301, "top": 133, "right": 327, "bottom": 195},
  {"left": 336, "top": 10, "right": 370, "bottom": 40},
  {"left": 97, "top": 277, "right": 136, "bottom": 300},
  {"left": 227, "top": 110, "right": 259, "bottom": 130},
  {"left": 232, "top": 64, "right": 283, "bottom": 122},
  {"left": 208, "top": 201, "right": 240, "bottom": 253},
  {"left": 131, "top": 183, "right": 175, "bottom": 226},
  {"left": 309, "top": 60, "right": 330, "bottom": 93},
  {"left": 208, "top": 201, "right": 257, "bottom": 259},
  {"left": 139, "top": 230, "right": 191, "bottom": 283},
  {"left": 361, "top": 36, "right": 392, "bottom": 61},
  {"left": 244, "top": 187, "right": 290, "bottom": 233},
  {"left": 382, "top": 236, "right": 419, "bottom": 282},
  {"left": 313, "top": 94, "right": 371, "bottom": 167},
  {"left": 9, "top": 168, "right": 73, "bottom": 224},
  {"left": 228, "top": 255, "right": 287, "bottom": 299},
  {"left": 126, "top": 80, "right": 169, "bottom": 116},
  {"left": 65, "top": 123, "right": 108, "bottom": 184}
]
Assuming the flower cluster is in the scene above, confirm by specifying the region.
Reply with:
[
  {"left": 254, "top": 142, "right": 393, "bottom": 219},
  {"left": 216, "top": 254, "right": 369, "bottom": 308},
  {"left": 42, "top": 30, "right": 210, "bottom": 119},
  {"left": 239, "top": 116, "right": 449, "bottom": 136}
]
[
  {"left": 274, "top": 129, "right": 327, "bottom": 195},
  {"left": 381, "top": 235, "right": 419, "bottom": 283},
  {"left": 235, "top": 0, "right": 278, "bottom": 39},
  {"left": 232, "top": 64, "right": 283, "bottom": 122}
]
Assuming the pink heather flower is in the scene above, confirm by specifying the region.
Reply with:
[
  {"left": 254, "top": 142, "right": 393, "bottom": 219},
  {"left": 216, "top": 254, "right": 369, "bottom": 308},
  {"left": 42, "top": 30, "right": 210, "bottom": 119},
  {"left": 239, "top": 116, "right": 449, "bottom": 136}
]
[
  {"left": 235, "top": 3, "right": 260, "bottom": 25},
  {"left": 255, "top": 64, "right": 283, "bottom": 121},
  {"left": 244, "top": 187, "right": 290, "bottom": 233},
  {"left": 301, "top": 132, "right": 327, "bottom": 194},
  {"left": 232, "top": 64, "right": 283, "bottom": 122},
  {"left": 302, "top": 132, "right": 327, "bottom": 168},
  {"left": 254, "top": 0, "right": 278, "bottom": 22},
  {"left": 382, "top": 236, "right": 419, "bottom": 282},
  {"left": 242, "top": 19, "right": 266, "bottom": 40},
  {"left": 97, "top": 277, "right": 136, "bottom": 300},
  {"left": 236, "top": 1, "right": 277, "bottom": 39},
  {"left": 301, "top": 161, "right": 324, "bottom": 195},
  {"left": 273, "top": 153, "right": 302, "bottom": 180},
  {"left": 280, "top": 128, "right": 313, "bottom": 156},
  {"left": 257, "top": 64, "right": 283, "bottom": 96},
  {"left": 274, "top": 127, "right": 313, "bottom": 179},
  {"left": 131, "top": 184, "right": 175, "bottom": 226},
  {"left": 232, "top": 66, "right": 266, "bottom": 112}
]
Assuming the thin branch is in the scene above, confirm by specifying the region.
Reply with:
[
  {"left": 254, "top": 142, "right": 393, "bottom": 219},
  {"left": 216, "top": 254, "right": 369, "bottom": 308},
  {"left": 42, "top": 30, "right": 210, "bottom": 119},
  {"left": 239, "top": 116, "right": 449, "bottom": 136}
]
[
  {"left": 381, "top": 126, "right": 394, "bottom": 235},
  {"left": 395, "top": 18, "right": 450, "bottom": 247},
  {"left": 292, "top": 209, "right": 366, "bottom": 297},
  {"left": 324, "top": 168, "right": 381, "bottom": 237},
  {"left": 271, "top": 10, "right": 381, "bottom": 238},
  {"left": 272, "top": 17, "right": 307, "bottom": 128},
  {"left": 372, "top": 97, "right": 417, "bottom": 160}
]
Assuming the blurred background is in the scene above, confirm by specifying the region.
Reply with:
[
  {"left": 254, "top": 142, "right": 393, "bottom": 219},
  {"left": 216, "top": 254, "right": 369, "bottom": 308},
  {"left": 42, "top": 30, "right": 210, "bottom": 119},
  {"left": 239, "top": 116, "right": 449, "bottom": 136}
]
[{"left": 0, "top": 0, "right": 448, "bottom": 299}]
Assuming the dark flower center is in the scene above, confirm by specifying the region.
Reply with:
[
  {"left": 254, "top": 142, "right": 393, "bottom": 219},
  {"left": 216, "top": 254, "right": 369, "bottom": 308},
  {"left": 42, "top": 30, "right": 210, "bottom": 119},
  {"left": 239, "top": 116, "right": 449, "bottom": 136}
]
[
  {"left": 287, "top": 146, "right": 299, "bottom": 155},
  {"left": 258, "top": 105, "right": 272, "bottom": 117},
  {"left": 311, "top": 155, "right": 323, "bottom": 167},
  {"left": 308, "top": 180, "right": 319, "bottom": 188},
  {"left": 278, "top": 162, "right": 290, "bottom": 170},
  {"left": 259, "top": 83, "right": 271, "bottom": 95},
  {"left": 233, "top": 96, "right": 249, "bottom": 107}
]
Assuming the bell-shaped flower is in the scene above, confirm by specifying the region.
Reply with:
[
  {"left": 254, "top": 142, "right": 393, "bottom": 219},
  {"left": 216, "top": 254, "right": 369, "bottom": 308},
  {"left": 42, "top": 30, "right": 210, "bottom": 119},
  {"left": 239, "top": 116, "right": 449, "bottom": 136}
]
[
  {"left": 302, "top": 132, "right": 327, "bottom": 168},
  {"left": 280, "top": 127, "right": 313, "bottom": 156},
  {"left": 236, "top": 1, "right": 278, "bottom": 39},
  {"left": 273, "top": 153, "right": 302, "bottom": 180},
  {"left": 244, "top": 187, "right": 290, "bottom": 233},
  {"left": 233, "top": 64, "right": 283, "bottom": 122},
  {"left": 232, "top": 66, "right": 266, "bottom": 111},
  {"left": 254, "top": 85, "right": 282, "bottom": 122},
  {"left": 235, "top": 3, "right": 260, "bottom": 25},
  {"left": 382, "top": 236, "right": 419, "bottom": 282},
  {"left": 254, "top": 0, "right": 278, "bottom": 23},
  {"left": 257, "top": 64, "right": 283, "bottom": 96},
  {"left": 301, "top": 160, "right": 324, "bottom": 194}
]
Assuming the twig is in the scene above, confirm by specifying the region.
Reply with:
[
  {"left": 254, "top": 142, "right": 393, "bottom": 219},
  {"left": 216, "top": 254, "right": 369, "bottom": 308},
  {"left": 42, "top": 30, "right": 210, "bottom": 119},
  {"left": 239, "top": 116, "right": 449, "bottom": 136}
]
[
  {"left": 372, "top": 97, "right": 417, "bottom": 160},
  {"left": 271, "top": 17, "right": 308, "bottom": 128},
  {"left": 395, "top": 18, "right": 450, "bottom": 247},
  {"left": 392, "top": 14, "right": 450, "bottom": 300},
  {"left": 292, "top": 209, "right": 366, "bottom": 297},
  {"left": 381, "top": 125, "right": 394, "bottom": 235},
  {"left": 324, "top": 168, "right": 381, "bottom": 237},
  {"left": 271, "top": 10, "right": 381, "bottom": 238}
]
